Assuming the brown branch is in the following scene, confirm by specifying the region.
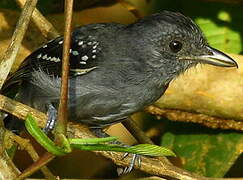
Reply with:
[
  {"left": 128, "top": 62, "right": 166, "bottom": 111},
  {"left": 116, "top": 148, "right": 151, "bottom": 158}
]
[
  {"left": 2, "top": 95, "right": 241, "bottom": 179},
  {"left": 16, "top": 152, "right": 55, "bottom": 180},
  {"left": 16, "top": 0, "right": 59, "bottom": 40},
  {"left": 0, "top": 149, "right": 20, "bottom": 179},
  {"left": 122, "top": 117, "right": 154, "bottom": 144},
  {"left": 55, "top": 0, "right": 73, "bottom": 140},
  {"left": 0, "top": 0, "right": 38, "bottom": 89},
  {"left": 5, "top": 131, "right": 55, "bottom": 179},
  {"left": 0, "top": 95, "right": 47, "bottom": 127},
  {"left": 0, "top": 94, "right": 208, "bottom": 180},
  {"left": 146, "top": 105, "right": 243, "bottom": 131}
]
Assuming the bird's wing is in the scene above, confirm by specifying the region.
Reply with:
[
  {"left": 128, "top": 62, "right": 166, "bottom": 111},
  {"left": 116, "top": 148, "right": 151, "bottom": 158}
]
[
  {"left": 22, "top": 34, "right": 101, "bottom": 76},
  {"left": 4, "top": 32, "right": 103, "bottom": 91}
]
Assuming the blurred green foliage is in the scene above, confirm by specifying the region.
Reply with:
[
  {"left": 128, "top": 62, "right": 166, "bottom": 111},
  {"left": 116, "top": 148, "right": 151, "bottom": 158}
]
[{"left": 161, "top": 120, "right": 243, "bottom": 177}]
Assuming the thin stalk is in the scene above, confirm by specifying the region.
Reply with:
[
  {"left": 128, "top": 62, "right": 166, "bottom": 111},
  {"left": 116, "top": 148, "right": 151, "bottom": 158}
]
[
  {"left": 55, "top": 0, "right": 73, "bottom": 139},
  {"left": 16, "top": 152, "right": 55, "bottom": 180}
]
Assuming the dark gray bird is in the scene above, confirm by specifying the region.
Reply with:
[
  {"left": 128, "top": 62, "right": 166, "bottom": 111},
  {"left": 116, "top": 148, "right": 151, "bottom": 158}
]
[{"left": 4, "top": 11, "right": 237, "bottom": 129}]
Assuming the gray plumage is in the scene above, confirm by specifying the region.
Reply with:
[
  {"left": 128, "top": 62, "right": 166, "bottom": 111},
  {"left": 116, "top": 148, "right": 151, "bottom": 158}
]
[{"left": 4, "top": 11, "right": 237, "bottom": 128}]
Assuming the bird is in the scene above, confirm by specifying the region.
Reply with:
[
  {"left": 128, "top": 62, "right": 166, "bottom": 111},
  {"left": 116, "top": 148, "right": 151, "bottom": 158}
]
[{"left": 3, "top": 11, "right": 237, "bottom": 170}]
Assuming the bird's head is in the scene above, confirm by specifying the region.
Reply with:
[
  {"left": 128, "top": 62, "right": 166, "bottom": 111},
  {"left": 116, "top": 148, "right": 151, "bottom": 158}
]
[{"left": 129, "top": 11, "right": 238, "bottom": 78}]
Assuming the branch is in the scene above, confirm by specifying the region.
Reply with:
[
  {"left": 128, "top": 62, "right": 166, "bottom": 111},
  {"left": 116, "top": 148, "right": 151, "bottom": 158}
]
[
  {"left": 0, "top": 0, "right": 38, "bottom": 89},
  {"left": 146, "top": 105, "right": 243, "bottom": 131},
  {"left": 55, "top": 0, "right": 73, "bottom": 141},
  {"left": 16, "top": 0, "right": 59, "bottom": 40},
  {"left": 0, "top": 94, "right": 208, "bottom": 180},
  {"left": 5, "top": 131, "right": 55, "bottom": 179}
]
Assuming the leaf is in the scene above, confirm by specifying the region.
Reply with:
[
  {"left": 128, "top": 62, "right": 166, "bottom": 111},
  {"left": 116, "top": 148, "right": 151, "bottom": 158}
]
[
  {"left": 129, "top": 144, "right": 176, "bottom": 157},
  {"left": 71, "top": 143, "right": 175, "bottom": 157},
  {"left": 25, "top": 114, "right": 174, "bottom": 157},
  {"left": 69, "top": 136, "right": 118, "bottom": 144},
  {"left": 160, "top": 120, "right": 243, "bottom": 177},
  {"left": 25, "top": 114, "right": 68, "bottom": 156}
]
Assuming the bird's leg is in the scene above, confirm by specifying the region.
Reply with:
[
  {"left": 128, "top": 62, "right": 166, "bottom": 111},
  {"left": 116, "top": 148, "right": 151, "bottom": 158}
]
[
  {"left": 43, "top": 103, "right": 57, "bottom": 133},
  {"left": 91, "top": 128, "right": 141, "bottom": 175}
]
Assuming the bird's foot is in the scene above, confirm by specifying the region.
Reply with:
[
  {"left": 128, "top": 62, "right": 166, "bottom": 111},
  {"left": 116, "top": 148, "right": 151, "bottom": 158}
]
[
  {"left": 91, "top": 128, "right": 141, "bottom": 175},
  {"left": 43, "top": 103, "right": 57, "bottom": 133},
  {"left": 117, "top": 151, "right": 141, "bottom": 175}
]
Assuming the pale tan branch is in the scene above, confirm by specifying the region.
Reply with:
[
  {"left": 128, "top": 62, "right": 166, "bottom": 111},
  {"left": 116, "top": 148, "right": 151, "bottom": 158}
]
[
  {"left": 0, "top": 94, "right": 208, "bottom": 180},
  {"left": 0, "top": 0, "right": 38, "bottom": 89},
  {"left": 146, "top": 105, "right": 243, "bottom": 131},
  {"left": 16, "top": 0, "right": 59, "bottom": 40}
]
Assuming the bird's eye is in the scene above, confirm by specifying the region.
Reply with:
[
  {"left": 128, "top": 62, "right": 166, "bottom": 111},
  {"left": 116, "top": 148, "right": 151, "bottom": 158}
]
[{"left": 169, "top": 40, "right": 182, "bottom": 53}]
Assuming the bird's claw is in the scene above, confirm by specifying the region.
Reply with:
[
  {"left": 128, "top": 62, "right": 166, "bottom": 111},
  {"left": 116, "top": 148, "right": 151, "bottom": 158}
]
[
  {"left": 43, "top": 104, "right": 57, "bottom": 133},
  {"left": 117, "top": 153, "right": 141, "bottom": 175}
]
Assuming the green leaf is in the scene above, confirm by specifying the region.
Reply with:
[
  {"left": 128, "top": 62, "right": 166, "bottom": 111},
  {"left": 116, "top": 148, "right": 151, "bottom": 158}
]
[
  {"left": 25, "top": 114, "right": 68, "bottom": 156},
  {"left": 161, "top": 120, "right": 243, "bottom": 177},
  {"left": 69, "top": 136, "right": 118, "bottom": 144},
  {"left": 71, "top": 143, "right": 175, "bottom": 157},
  {"left": 129, "top": 144, "right": 176, "bottom": 157},
  {"left": 25, "top": 114, "right": 174, "bottom": 157}
]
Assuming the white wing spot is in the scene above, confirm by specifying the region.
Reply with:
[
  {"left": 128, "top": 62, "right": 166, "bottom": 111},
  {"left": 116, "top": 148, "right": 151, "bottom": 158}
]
[
  {"left": 92, "top": 55, "right": 96, "bottom": 59},
  {"left": 42, "top": 54, "right": 47, "bottom": 59},
  {"left": 51, "top": 57, "right": 61, "bottom": 62},
  {"left": 93, "top": 45, "right": 97, "bottom": 49},
  {"left": 37, "top": 54, "right": 42, "bottom": 59},
  {"left": 87, "top": 42, "right": 92, "bottom": 45},
  {"left": 81, "top": 55, "right": 88, "bottom": 61},
  {"left": 69, "top": 49, "right": 72, "bottom": 53},
  {"left": 92, "top": 49, "right": 97, "bottom": 53},
  {"left": 78, "top": 41, "right": 83, "bottom": 46},
  {"left": 80, "top": 61, "right": 87, "bottom": 65},
  {"left": 72, "top": 51, "right": 79, "bottom": 56},
  {"left": 58, "top": 40, "right": 63, "bottom": 44},
  {"left": 43, "top": 45, "right": 48, "bottom": 48}
]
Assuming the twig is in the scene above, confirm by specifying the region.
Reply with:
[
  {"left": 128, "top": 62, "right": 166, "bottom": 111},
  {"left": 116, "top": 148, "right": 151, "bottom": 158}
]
[
  {"left": 0, "top": 149, "right": 20, "bottom": 179},
  {"left": 16, "top": 152, "right": 55, "bottom": 180},
  {"left": 0, "top": 94, "right": 207, "bottom": 180},
  {"left": 16, "top": 0, "right": 59, "bottom": 40},
  {"left": 122, "top": 117, "right": 154, "bottom": 144},
  {"left": 0, "top": 0, "right": 38, "bottom": 89},
  {"left": 146, "top": 105, "right": 243, "bottom": 131},
  {"left": 55, "top": 0, "right": 73, "bottom": 141},
  {"left": 0, "top": 95, "right": 47, "bottom": 127},
  {"left": 2, "top": 94, "right": 241, "bottom": 179},
  {"left": 5, "top": 131, "right": 56, "bottom": 179}
]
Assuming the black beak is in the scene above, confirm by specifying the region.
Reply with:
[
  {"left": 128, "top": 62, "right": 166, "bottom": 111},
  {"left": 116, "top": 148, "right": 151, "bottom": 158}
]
[{"left": 179, "top": 46, "right": 238, "bottom": 68}]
